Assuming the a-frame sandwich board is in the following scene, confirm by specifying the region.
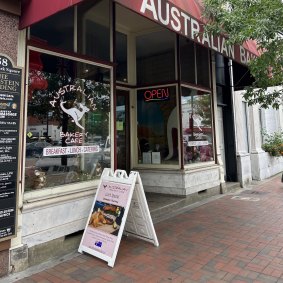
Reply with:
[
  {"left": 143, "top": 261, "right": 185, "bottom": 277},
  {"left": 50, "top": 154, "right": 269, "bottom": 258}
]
[{"left": 78, "top": 168, "right": 159, "bottom": 267}]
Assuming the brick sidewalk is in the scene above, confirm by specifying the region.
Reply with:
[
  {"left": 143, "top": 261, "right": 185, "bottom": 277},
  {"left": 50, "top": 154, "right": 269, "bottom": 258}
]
[{"left": 7, "top": 175, "right": 283, "bottom": 282}]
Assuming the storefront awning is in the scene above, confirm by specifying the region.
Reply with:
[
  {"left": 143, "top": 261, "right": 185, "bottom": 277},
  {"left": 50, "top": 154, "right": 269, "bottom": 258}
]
[
  {"left": 115, "top": 0, "right": 260, "bottom": 65},
  {"left": 20, "top": 0, "right": 83, "bottom": 29},
  {"left": 20, "top": 0, "right": 259, "bottom": 65}
]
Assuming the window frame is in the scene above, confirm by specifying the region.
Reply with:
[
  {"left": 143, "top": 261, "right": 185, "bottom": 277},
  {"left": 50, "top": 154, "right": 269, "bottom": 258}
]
[
  {"left": 133, "top": 83, "right": 181, "bottom": 169},
  {"left": 23, "top": 45, "right": 114, "bottom": 200},
  {"left": 180, "top": 84, "right": 215, "bottom": 169}
]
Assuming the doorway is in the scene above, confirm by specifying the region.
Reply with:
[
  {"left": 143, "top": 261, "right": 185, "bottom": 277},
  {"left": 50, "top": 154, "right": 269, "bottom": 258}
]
[
  {"left": 216, "top": 102, "right": 238, "bottom": 182},
  {"left": 116, "top": 89, "right": 130, "bottom": 173}
]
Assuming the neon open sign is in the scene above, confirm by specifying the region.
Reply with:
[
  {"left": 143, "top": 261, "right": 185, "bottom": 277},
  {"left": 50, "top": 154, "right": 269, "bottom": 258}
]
[{"left": 144, "top": 88, "right": 170, "bottom": 102}]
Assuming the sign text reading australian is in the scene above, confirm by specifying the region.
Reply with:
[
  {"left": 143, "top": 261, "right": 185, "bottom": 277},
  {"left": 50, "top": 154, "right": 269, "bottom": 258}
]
[{"left": 116, "top": 0, "right": 257, "bottom": 65}]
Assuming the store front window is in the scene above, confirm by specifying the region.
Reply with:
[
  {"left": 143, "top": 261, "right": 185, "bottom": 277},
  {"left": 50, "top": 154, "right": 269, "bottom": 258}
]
[
  {"left": 181, "top": 87, "right": 214, "bottom": 165},
  {"left": 30, "top": 0, "right": 111, "bottom": 62},
  {"left": 180, "top": 36, "right": 210, "bottom": 88},
  {"left": 136, "top": 29, "right": 176, "bottom": 86},
  {"left": 26, "top": 50, "right": 111, "bottom": 191},
  {"left": 30, "top": 8, "right": 74, "bottom": 52},
  {"left": 116, "top": 31, "right": 128, "bottom": 82},
  {"left": 78, "top": 0, "right": 110, "bottom": 61},
  {"left": 180, "top": 38, "right": 195, "bottom": 84},
  {"left": 137, "top": 86, "right": 178, "bottom": 165}
]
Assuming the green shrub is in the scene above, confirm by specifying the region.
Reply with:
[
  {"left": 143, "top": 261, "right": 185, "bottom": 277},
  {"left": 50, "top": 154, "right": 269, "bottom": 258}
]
[{"left": 262, "top": 130, "right": 283, "bottom": 157}]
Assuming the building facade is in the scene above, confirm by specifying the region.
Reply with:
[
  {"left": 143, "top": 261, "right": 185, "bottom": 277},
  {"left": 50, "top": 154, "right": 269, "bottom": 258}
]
[
  {"left": 235, "top": 87, "right": 283, "bottom": 185},
  {"left": 1, "top": 0, "right": 276, "bottom": 276}
]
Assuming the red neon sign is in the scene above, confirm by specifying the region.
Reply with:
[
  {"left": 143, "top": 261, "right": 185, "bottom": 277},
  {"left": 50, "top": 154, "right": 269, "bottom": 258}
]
[{"left": 144, "top": 88, "right": 170, "bottom": 102}]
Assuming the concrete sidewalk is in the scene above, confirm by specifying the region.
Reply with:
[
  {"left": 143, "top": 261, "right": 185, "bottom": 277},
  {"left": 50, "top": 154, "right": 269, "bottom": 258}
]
[{"left": 3, "top": 174, "right": 283, "bottom": 283}]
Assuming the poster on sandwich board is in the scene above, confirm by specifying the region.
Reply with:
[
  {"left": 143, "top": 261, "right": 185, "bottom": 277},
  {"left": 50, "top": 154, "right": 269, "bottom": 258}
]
[{"left": 78, "top": 168, "right": 159, "bottom": 267}]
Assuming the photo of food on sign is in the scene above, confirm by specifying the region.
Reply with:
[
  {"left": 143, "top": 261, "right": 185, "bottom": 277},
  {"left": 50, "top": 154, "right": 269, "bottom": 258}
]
[{"left": 88, "top": 201, "right": 125, "bottom": 236}]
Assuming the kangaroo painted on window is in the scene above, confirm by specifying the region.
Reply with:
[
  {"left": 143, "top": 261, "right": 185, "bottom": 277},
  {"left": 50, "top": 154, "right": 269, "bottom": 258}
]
[
  {"left": 192, "top": 114, "right": 203, "bottom": 131},
  {"left": 60, "top": 101, "right": 90, "bottom": 130}
]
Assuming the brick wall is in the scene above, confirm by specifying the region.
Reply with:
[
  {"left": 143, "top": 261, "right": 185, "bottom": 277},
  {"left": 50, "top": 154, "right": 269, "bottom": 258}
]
[{"left": 0, "top": 10, "right": 19, "bottom": 64}]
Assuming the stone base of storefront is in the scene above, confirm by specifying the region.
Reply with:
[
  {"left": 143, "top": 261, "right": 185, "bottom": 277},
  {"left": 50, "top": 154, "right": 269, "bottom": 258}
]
[
  {"left": 236, "top": 153, "right": 252, "bottom": 188},
  {"left": 0, "top": 241, "right": 10, "bottom": 278},
  {"left": 138, "top": 165, "right": 221, "bottom": 196},
  {"left": 251, "top": 152, "right": 283, "bottom": 181},
  {"left": 10, "top": 233, "right": 83, "bottom": 273}
]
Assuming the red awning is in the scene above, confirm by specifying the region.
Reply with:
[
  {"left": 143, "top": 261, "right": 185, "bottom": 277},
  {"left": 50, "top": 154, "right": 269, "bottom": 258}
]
[
  {"left": 20, "top": 0, "right": 83, "bottom": 29},
  {"left": 169, "top": 0, "right": 204, "bottom": 22},
  {"left": 20, "top": 0, "right": 260, "bottom": 63},
  {"left": 115, "top": 0, "right": 260, "bottom": 63}
]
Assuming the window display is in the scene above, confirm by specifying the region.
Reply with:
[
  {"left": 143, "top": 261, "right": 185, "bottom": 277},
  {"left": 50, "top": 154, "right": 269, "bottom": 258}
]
[
  {"left": 181, "top": 87, "right": 214, "bottom": 165},
  {"left": 137, "top": 86, "right": 178, "bottom": 165},
  {"left": 26, "top": 50, "right": 111, "bottom": 191}
]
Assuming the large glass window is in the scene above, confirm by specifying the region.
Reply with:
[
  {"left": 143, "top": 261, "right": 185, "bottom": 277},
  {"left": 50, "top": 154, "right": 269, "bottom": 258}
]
[
  {"left": 137, "top": 86, "right": 178, "bottom": 165},
  {"left": 30, "top": 8, "right": 74, "bottom": 52},
  {"left": 77, "top": 0, "right": 110, "bottom": 61},
  {"left": 196, "top": 45, "right": 210, "bottom": 87},
  {"left": 116, "top": 32, "right": 128, "bottom": 82},
  {"left": 180, "top": 37, "right": 195, "bottom": 84},
  {"left": 26, "top": 50, "right": 111, "bottom": 191},
  {"left": 136, "top": 30, "right": 176, "bottom": 86},
  {"left": 181, "top": 87, "right": 214, "bottom": 165},
  {"left": 30, "top": 0, "right": 111, "bottom": 62},
  {"left": 180, "top": 37, "right": 211, "bottom": 88}
]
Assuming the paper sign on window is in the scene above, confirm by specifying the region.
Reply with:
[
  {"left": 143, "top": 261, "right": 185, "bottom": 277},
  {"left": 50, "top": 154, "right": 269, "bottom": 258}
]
[{"left": 116, "top": 121, "right": 123, "bottom": 131}]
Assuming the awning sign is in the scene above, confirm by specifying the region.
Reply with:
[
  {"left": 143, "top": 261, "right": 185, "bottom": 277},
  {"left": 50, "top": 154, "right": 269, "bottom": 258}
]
[
  {"left": 20, "top": 0, "right": 258, "bottom": 65},
  {"left": 115, "top": 0, "right": 259, "bottom": 65}
]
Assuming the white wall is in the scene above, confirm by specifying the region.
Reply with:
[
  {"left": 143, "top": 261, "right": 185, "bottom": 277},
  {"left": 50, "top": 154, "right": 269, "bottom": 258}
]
[{"left": 235, "top": 86, "right": 283, "bottom": 182}]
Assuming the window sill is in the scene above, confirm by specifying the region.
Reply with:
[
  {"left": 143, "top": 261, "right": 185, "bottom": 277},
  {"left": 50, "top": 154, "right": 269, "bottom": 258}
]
[
  {"left": 183, "top": 161, "right": 217, "bottom": 171},
  {"left": 24, "top": 179, "right": 99, "bottom": 203},
  {"left": 134, "top": 163, "right": 180, "bottom": 170}
]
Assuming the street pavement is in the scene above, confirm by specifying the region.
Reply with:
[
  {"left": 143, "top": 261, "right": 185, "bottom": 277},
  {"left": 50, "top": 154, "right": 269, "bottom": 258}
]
[{"left": 3, "top": 174, "right": 283, "bottom": 283}]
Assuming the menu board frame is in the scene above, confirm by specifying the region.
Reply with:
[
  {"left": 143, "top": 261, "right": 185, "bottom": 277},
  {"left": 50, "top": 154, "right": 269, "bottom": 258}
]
[
  {"left": 0, "top": 54, "right": 23, "bottom": 242},
  {"left": 78, "top": 169, "right": 159, "bottom": 267}
]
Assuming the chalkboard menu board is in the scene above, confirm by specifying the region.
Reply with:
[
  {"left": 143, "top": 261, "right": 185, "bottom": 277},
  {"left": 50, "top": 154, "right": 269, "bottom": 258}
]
[{"left": 0, "top": 54, "right": 22, "bottom": 241}]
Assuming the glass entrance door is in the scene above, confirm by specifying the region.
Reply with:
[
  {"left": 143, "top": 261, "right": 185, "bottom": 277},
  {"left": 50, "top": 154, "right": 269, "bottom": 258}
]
[{"left": 116, "top": 89, "right": 130, "bottom": 172}]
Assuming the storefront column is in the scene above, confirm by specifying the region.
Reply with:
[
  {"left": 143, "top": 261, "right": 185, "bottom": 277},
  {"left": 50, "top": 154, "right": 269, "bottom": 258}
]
[
  {"left": 230, "top": 60, "right": 252, "bottom": 187},
  {"left": 128, "top": 32, "right": 137, "bottom": 168},
  {"left": 249, "top": 105, "right": 264, "bottom": 154},
  {"left": 211, "top": 53, "right": 225, "bottom": 192},
  {"left": 0, "top": 7, "right": 23, "bottom": 276},
  {"left": 10, "top": 29, "right": 29, "bottom": 273},
  {"left": 234, "top": 91, "right": 252, "bottom": 186},
  {"left": 249, "top": 104, "right": 267, "bottom": 180}
]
